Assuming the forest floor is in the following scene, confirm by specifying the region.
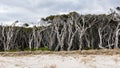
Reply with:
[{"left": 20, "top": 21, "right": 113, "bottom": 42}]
[{"left": 0, "top": 49, "right": 120, "bottom": 68}]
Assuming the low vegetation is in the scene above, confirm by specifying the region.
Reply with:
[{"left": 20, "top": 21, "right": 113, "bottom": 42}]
[{"left": 0, "top": 49, "right": 120, "bottom": 56}]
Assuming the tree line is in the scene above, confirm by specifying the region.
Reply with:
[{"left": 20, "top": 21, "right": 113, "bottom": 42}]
[{"left": 0, "top": 8, "right": 120, "bottom": 51}]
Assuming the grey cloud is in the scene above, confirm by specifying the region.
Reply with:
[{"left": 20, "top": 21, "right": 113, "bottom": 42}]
[{"left": 0, "top": 0, "right": 120, "bottom": 24}]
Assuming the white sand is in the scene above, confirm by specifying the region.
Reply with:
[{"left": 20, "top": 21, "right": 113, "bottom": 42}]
[{"left": 0, "top": 54, "right": 120, "bottom": 68}]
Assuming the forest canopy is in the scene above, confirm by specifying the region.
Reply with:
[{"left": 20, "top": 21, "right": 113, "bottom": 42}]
[{"left": 0, "top": 7, "right": 120, "bottom": 51}]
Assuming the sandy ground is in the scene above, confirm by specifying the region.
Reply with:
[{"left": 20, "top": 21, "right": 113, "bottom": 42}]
[{"left": 0, "top": 54, "right": 120, "bottom": 68}]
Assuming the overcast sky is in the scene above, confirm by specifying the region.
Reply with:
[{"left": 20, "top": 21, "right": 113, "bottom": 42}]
[{"left": 0, "top": 0, "right": 120, "bottom": 25}]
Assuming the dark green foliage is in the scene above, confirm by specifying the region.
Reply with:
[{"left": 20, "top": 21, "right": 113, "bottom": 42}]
[
  {"left": 37, "top": 47, "right": 50, "bottom": 51},
  {"left": 116, "top": 7, "right": 120, "bottom": 11},
  {"left": 43, "top": 15, "right": 56, "bottom": 21},
  {"left": 24, "top": 47, "right": 49, "bottom": 51},
  {"left": 23, "top": 23, "right": 29, "bottom": 27}
]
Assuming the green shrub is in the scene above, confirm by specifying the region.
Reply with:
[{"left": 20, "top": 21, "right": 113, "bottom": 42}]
[
  {"left": 24, "top": 47, "right": 50, "bottom": 51},
  {"left": 37, "top": 47, "right": 50, "bottom": 51}
]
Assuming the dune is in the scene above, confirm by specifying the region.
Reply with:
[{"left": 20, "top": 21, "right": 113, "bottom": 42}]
[{"left": 0, "top": 53, "right": 120, "bottom": 68}]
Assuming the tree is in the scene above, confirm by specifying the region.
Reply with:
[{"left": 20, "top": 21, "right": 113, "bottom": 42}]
[{"left": 23, "top": 23, "right": 29, "bottom": 27}]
